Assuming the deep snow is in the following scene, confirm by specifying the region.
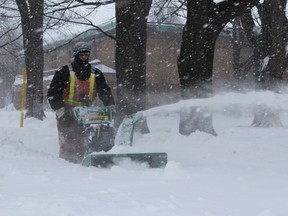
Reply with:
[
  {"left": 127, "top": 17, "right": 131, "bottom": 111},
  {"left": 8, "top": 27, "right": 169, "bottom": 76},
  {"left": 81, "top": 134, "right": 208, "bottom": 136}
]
[{"left": 1, "top": 91, "right": 288, "bottom": 216}]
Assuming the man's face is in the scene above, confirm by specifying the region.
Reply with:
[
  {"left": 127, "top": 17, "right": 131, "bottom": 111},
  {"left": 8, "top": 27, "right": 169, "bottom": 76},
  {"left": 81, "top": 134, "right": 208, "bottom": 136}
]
[{"left": 78, "top": 51, "right": 90, "bottom": 61}]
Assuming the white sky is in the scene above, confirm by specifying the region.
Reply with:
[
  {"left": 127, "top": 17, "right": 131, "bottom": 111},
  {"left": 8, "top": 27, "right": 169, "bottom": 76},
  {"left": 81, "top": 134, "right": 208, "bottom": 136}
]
[
  {"left": 44, "top": 1, "right": 226, "bottom": 44},
  {"left": 44, "top": 3, "right": 115, "bottom": 44}
]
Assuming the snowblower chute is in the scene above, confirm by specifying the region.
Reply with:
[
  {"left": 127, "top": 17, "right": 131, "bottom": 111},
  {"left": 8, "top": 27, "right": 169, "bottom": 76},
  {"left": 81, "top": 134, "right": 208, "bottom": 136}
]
[{"left": 71, "top": 106, "right": 168, "bottom": 168}]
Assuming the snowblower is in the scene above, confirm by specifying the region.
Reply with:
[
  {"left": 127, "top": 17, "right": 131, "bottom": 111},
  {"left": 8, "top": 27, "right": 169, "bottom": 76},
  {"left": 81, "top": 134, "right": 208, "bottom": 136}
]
[{"left": 71, "top": 106, "right": 167, "bottom": 168}]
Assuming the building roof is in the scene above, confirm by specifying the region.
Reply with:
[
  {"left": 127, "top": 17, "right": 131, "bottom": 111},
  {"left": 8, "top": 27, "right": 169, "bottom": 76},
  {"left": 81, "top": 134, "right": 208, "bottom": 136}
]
[
  {"left": 44, "top": 21, "right": 116, "bottom": 52},
  {"left": 90, "top": 59, "right": 115, "bottom": 74},
  {"left": 44, "top": 21, "right": 232, "bottom": 52},
  {"left": 13, "top": 59, "right": 115, "bottom": 87},
  {"left": 43, "top": 22, "right": 186, "bottom": 52}
]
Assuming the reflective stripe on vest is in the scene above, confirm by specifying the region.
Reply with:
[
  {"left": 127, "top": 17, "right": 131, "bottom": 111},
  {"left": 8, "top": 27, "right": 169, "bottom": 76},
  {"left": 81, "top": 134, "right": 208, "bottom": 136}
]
[{"left": 64, "top": 71, "right": 96, "bottom": 106}]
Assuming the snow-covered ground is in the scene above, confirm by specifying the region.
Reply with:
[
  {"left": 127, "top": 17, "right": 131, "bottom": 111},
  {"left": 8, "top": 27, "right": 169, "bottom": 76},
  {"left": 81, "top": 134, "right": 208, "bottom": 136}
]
[{"left": 1, "top": 91, "right": 288, "bottom": 216}]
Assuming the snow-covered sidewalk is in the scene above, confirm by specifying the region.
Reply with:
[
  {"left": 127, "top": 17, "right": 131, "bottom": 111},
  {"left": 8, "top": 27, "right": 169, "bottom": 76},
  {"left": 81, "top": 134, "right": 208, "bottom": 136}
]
[{"left": 1, "top": 94, "right": 288, "bottom": 216}]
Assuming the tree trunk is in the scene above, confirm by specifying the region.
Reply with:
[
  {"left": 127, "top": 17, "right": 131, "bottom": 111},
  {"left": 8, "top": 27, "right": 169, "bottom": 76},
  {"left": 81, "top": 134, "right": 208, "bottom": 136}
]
[
  {"left": 177, "top": 0, "right": 258, "bottom": 135},
  {"left": 115, "top": 0, "right": 152, "bottom": 133},
  {"left": 251, "top": 105, "right": 283, "bottom": 128},
  {"left": 240, "top": 0, "right": 287, "bottom": 127},
  {"left": 232, "top": 17, "right": 249, "bottom": 89},
  {"left": 16, "top": 0, "right": 45, "bottom": 120},
  {"left": 177, "top": 1, "right": 217, "bottom": 136}
]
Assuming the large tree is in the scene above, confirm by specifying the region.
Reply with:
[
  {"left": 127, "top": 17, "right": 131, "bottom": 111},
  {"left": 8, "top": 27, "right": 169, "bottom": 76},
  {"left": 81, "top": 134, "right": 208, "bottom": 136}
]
[
  {"left": 177, "top": 0, "right": 259, "bottom": 135},
  {"left": 115, "top": 0, "right": 152, "bottom": 132},
  {"left": 15, "top": 0, "right": 45, "bottom": 120},
  {"left": 240, "top": 0, "right": 287, "bottom": 90},
  {"left": 233, "top": 0, "right": 288, "bottom": 127}
]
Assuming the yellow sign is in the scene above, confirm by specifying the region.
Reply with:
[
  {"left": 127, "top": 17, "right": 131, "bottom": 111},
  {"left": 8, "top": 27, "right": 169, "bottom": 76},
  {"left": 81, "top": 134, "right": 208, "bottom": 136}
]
[{"left": 20, "top": 68, "right": 27, "bottom": 128}]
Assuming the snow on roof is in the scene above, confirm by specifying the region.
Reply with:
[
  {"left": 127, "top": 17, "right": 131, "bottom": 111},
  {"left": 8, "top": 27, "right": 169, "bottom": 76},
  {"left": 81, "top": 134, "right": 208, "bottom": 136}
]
[
  {"left": 90, "top": 59, "right": 115, "bottom": 74},
  {"left": 13, "top": 59, "right": 115, "bottom": 86},
  {"left": 96, "top": 64, "right": 115, "bottom": 74}
]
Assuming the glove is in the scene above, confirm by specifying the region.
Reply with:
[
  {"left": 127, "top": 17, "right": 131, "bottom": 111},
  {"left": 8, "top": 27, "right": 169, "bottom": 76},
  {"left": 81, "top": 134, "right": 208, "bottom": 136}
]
[
  {"left": 56, "top": 107, "right": 75, "bottom": 122},
  {"left": 56, "top": 107, "right": 65, "bottom": 119}
]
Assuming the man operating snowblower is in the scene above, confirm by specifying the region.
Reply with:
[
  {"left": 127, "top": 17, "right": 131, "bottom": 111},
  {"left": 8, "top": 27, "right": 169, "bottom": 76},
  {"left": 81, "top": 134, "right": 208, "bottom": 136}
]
[{"left": 47, "top": 41, "right": 115, "bottom": 163}]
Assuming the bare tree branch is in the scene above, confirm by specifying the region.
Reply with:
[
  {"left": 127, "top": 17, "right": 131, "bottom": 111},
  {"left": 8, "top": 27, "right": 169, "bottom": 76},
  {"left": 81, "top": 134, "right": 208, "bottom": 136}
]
[
  {"left": 0, "top": 33, "right": 22, "bottom": 49},
  {"left": 44, "top": 13, "right": 115, "bottom": 40},
  {"left": 74, "top": 0, "right": 114, "bottom": 6}
]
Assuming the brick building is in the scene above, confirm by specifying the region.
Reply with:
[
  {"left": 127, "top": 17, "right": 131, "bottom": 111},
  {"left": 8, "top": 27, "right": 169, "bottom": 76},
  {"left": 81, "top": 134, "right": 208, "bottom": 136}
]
[
  {"left": 42, "top": 22, "right": 247, "bottom": 108},
  {"left": 13, "top": 22, "right": 251, "bottom": 109}
]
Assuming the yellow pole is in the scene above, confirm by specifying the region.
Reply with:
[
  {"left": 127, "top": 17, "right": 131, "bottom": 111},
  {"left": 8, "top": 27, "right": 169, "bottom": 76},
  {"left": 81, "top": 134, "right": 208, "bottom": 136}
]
[{"left": 20, "top": 68, "right": 27, "bottom": 128}]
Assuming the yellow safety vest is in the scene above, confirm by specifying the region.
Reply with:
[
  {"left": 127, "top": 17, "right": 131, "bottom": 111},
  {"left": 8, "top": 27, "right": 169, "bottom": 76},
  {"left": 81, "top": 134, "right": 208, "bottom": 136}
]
[{"left": 63, "top": 71, "right": 96, "bottom": 106}]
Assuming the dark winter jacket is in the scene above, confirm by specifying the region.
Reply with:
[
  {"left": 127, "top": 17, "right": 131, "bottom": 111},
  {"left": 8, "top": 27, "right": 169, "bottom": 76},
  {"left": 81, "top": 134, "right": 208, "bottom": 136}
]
[{"left": 47, "top": 58, "right": 115, "bottom": 111}]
